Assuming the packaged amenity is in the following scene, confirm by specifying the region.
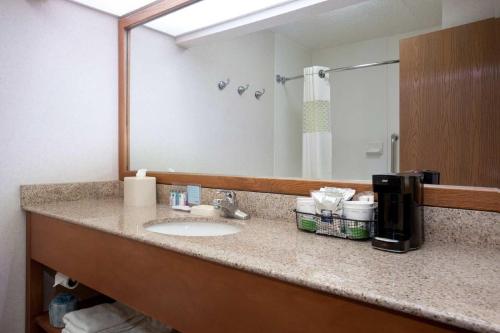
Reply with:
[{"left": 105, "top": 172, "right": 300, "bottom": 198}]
[{"left": 295, "top": 187, "right": 376, "bottom": 240}]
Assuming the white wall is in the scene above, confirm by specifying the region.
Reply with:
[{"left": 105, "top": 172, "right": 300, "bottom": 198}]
[
  {"left": 129, "top": 28, "right": 275, "bottom": 177},
  {"left": 0, "top": 0, "right": 118, "bottom": 331},
  {"left": 312, "top": 37, "right": 394, "bottom": 180},
  {"left": 273, "top": 34, "right": 312, "bottom": 178},
  {"left": 442, "top": 0, "right": 500, "bottom": 28},
  {"left": 129, "top": 28, "right": 315, "bottom": 179},
  {"left": 311, "top": 28, "right": 439, "bottom": 180},
  {"left": 129, "top": 24, "right": 447, "bottom": 181}
]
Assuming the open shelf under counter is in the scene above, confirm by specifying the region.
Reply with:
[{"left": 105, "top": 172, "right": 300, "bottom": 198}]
[
  {"left": 35, "top": 313, "right": 60, "bottom": 333},
  {"left": 33, "top": 292, "right": 113, "bottom": 333}
]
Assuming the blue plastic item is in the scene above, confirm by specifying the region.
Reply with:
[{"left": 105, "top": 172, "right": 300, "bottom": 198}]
[{"left": 49, "top": 293, "right": 77, "bottom": 328}]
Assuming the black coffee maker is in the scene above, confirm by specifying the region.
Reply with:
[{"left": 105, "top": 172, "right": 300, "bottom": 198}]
[{"left": 372, "top": 173, "right": 424, "bottom": 253}]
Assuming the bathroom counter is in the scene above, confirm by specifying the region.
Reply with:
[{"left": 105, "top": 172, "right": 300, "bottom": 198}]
[{"left": 23, "top": 199, "right": 500, "bottom": 333}]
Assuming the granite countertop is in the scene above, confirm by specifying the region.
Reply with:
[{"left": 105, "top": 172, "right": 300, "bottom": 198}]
[{"left": 23, "top": 199, "right": 500, "bottom": 333}]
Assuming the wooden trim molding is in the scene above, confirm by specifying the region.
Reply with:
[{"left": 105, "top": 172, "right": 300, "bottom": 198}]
[
  {"left": 118, "top": 21, "right": 129, "bottom": 176},
  {"left": 120, "top": 170, "right": 499, "bottom": 212},
  {"left": 118, "top": 3, "right": 500, "bottom": 213},
  {"left": 119, "top": 0, "right": 199, "bottom": 29}
]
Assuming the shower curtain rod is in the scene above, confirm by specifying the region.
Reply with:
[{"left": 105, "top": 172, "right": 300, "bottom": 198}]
[{"left": 275, "top": 59, "right": 399, "bottom": 84}]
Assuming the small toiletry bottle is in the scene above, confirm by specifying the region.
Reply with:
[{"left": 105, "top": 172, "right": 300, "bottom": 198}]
[
  {"left": 169, "top": 192, "right": 176, "bottom": 206},
  {"left": 179, "top": 192, "right": 186, "bottom": 206},
  {"left": 174, "top": 191, "right": 179, "bottom": 206}
]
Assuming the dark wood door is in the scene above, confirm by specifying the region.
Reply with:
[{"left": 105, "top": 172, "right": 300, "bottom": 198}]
[{"left": 400, "top": 18, "right": 499, "bottom": 187}]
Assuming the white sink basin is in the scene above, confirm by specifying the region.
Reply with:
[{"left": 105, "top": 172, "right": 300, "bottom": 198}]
[{"left": 145, "top": 220, "right": 241, "bottom": 237}]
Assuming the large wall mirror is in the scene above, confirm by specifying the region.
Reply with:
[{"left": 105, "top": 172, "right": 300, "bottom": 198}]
[{"left": 120, "top": 0, "right": 499, "bottom": 211}]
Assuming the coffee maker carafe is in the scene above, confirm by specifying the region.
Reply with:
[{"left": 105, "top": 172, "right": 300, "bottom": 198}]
[{"left": 372, "top": 173, "right": 424, "bottom": 253}]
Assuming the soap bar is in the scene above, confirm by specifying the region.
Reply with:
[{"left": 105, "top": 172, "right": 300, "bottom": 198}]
[
  {"left": 191, "top": 205, "right": 219, "bottom": 217},
  {"left": 172, "top": 205, "right": 191, "bottom": 212},
  {"left": 124, "top": 176, "right": 156, "bottom": 207}
]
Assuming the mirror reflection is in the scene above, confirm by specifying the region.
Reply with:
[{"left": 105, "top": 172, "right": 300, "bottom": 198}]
[{"left": 129, "top": 0, "right": 498, "bottom": 187}]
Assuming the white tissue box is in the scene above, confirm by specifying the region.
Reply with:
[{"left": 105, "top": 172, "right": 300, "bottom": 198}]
[{"left": 124, "top": 176, "right": 156, "bottom": 207}]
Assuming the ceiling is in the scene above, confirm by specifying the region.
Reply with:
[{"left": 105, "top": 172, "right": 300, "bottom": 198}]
[
  {"left": 146, "top": 0, "right": 294, "bottom": 37},
  {"left": 68, "top": 0, "right": 157, "bottom": 16},
  {"left": 272, "top": 0, "right": 443, "bottom": 50},
  {"left": 69, "top": 0, "right": 443, "bottom": 49}
]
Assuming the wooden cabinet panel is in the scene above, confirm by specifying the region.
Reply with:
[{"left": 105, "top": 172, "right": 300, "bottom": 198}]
[
  {"left": 400, "top": 18, "right": 499, "bottom": 187},
  {"left": 28, "top": 213, "right": 468, "bottom": 333}
]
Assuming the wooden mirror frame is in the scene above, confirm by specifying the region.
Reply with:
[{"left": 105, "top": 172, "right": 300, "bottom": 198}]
[{"left": 118, "top": 0, "right": 499, "bottom": 212}]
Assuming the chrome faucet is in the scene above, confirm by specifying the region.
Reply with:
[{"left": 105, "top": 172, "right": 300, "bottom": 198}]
[{"left": 213, "top": 190, "right": 249, "bottom": 220}]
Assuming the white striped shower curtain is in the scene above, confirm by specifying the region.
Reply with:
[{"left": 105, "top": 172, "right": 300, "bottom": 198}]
[{"left": 302, "top": 66, "right": 332, "bottom": 179}]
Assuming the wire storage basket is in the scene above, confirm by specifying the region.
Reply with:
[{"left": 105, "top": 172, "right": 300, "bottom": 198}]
[{"left": 294, "top": 209, "right": 375, "bottom": 240}]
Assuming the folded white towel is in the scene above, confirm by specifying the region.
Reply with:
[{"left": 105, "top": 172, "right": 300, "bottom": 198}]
[
  {"left": 62, "top": 302, "right": 171, "bottom": 333},
  {"left": 62, "top": 315, "right": 145, "bottom": 333},
  {"left": 62, "top": 317, "right": 171, "bottom": 333},
  {"left": 62, "top": 302, "right": 142, "bottom": 333},
  {"left": 109, "top": 317, "right": 171, "bottom": 333}
]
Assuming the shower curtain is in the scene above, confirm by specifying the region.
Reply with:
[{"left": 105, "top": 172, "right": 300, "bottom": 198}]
[{"left": 302, "top": 66, "right": 332, "bottom": 179}]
